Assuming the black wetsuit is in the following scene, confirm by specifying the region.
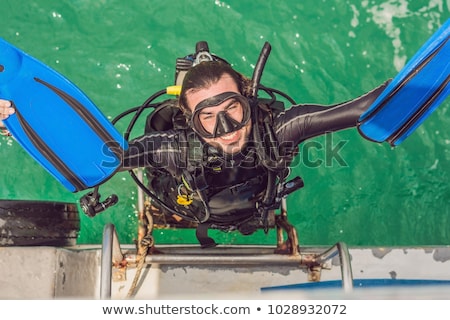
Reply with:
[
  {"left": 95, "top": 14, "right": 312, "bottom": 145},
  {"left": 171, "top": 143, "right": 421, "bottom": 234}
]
[{"left": 123, "top": 83, "right": 387, "bottom": 233}]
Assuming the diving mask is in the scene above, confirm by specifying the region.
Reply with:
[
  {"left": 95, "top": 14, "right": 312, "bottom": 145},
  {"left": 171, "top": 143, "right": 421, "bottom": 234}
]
[{"left": 191, "top": 92, "right": 251, "bottom": 139}]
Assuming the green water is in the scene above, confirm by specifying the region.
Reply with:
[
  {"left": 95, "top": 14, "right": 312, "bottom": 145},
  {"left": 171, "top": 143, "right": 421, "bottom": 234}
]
[{"left": 1, "top": 0, "right": 449, "bottom": 246}]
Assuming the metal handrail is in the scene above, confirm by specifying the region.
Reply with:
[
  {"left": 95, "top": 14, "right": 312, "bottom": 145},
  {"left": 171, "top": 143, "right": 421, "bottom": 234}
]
[
  {"left": 100, "top": 223, "right": 123, "bottom": 299},
  {"left": 314, "top": 242, "right": 354, "bottom": 292}
]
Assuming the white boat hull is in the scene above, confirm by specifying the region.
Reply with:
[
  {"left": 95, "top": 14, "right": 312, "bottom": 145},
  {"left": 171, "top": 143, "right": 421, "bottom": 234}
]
[{"left": 2, "top": 243, "right": 450, "bottom": 299}]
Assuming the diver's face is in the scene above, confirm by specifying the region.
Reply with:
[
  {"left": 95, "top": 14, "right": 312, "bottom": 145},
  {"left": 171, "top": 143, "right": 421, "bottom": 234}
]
[{"left": 185, "top": 75, "right": 252, "bottom": 154}]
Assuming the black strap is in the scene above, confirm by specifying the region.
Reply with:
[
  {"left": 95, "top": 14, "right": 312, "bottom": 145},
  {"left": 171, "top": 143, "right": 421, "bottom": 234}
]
[
  {"left": 15, "top": 108, "right": 87, "bottom": 191},
  {"left": 34, "top": 77, "right": 124, "bottom": 160},
  {"left": 389, "top": 74, "right": 450, "bottom": 145},
  {"left": 196, "top": 223, "right": 217, "bottom": 248}
]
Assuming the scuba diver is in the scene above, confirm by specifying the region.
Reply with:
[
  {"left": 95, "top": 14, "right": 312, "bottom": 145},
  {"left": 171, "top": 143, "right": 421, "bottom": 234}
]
[
  {"left": 118, "top": 42, "right": 388, "bottom": 247},
  {"left": 0, "top": 41, "right": 388, "bottom": 248}
]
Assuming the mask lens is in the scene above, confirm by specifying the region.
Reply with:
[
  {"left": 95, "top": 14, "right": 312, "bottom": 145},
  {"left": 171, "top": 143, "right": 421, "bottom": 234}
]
[
  {"left": 199, "top": 100, "right": 243, "bottom": 132},
  {"left": 192, "top": 92, "right": 250, "bottom": 138}
]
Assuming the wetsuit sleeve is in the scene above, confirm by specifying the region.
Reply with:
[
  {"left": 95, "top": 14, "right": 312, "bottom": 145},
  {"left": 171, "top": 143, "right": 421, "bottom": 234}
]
[
  {"left": 274, "top": 81, "right": 388, "bottom": 144},
  {"left": 121, "top": 130, "right": 182, "bottom": 172}
]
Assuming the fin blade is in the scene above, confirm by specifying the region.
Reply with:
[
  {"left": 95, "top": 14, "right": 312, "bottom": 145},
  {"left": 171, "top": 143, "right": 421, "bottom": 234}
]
[
  {"left": 0, "top": 37, "right": 128, "bottom": 192},
  {"left": 358, "top": 19, "right": 450, "bottom": 145}
]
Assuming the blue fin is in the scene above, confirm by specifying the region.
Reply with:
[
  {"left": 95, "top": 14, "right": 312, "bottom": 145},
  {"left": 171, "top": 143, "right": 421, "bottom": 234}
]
[
  {"left": 0, "top": 38, "right": 128, "bottom": 192},
  {"left": 358, "top": 19, "right": 450, "bottom": 146}
]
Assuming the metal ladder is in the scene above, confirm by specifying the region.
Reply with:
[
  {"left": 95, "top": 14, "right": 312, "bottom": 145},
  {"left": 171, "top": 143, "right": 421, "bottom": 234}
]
[{"left": 100, "top": 223, "right": 354, "bottom": 299}]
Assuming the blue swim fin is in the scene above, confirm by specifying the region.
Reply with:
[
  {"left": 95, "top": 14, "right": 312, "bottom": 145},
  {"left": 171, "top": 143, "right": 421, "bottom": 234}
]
[
  {"left": 0, "top": 38, "right": 128, "bottom": 192},
  {"left": 358, "top": 19, "right": 450, "bottom": 146}
]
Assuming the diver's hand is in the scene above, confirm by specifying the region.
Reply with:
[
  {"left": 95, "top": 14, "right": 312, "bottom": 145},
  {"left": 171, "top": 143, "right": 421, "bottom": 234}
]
[
  {"left": 0, "top": 99, "right": 14, "bottom": 136},
  {"left": 0, "top": 99, "right": 14, "bottom": 120}
]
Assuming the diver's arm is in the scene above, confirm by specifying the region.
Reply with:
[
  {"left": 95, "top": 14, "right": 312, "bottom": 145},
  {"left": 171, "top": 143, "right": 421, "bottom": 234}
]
[
  {"left": 121, "top": 131, "right": 182, "bottom": 172},
  {"left": 275, "top": 81, "right": 388, "bottom": 144}
]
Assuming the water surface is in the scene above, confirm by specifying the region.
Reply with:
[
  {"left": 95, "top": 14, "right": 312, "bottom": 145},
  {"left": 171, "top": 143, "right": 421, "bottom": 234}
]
[{"left": 1, "top": 0, "right": 449, "bottom": 246}]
